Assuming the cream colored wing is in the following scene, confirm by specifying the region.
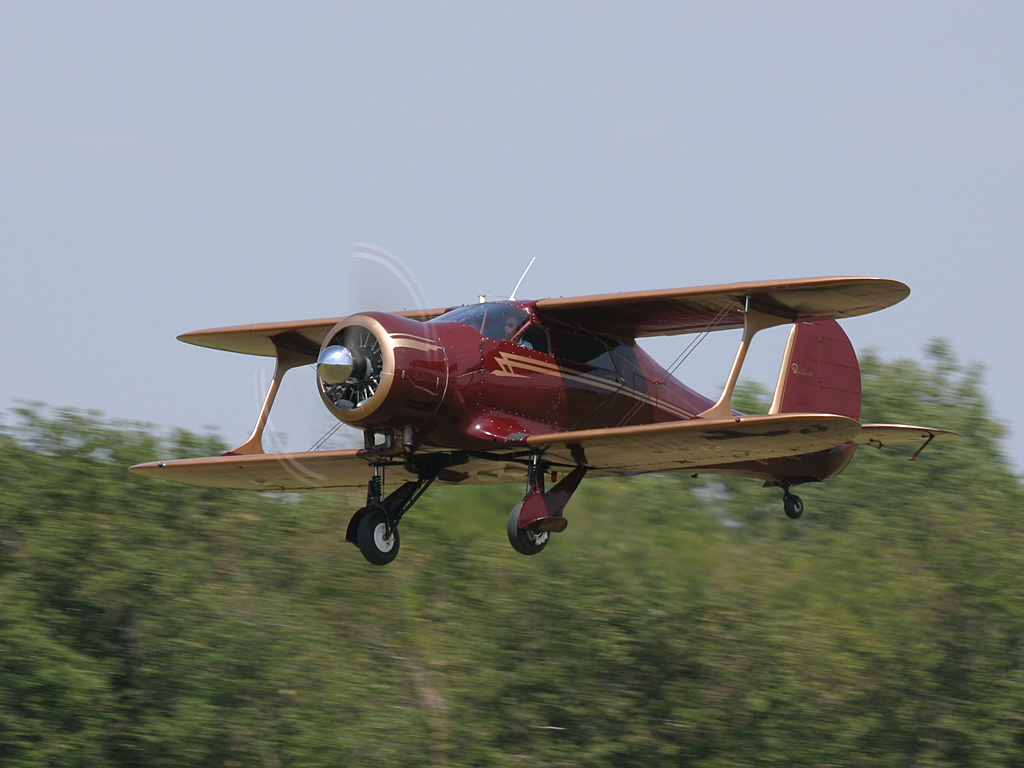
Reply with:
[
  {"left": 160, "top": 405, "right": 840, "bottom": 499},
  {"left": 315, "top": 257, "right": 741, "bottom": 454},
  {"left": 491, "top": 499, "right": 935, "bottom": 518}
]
[
  {"left": 129, "top": 417, "right": 958, "bottom": 492},
  {"left": 129, "top": 448, "right": 526, "bottom": 492},
  {"left": 535, "top": 276, "right": 909, "bottom": 338},
  {"left": 525, "top": 414, "right": 864, "bottom": 474},
  {"left": 176, "top": 308, "right": 448, "bottom": 358}
]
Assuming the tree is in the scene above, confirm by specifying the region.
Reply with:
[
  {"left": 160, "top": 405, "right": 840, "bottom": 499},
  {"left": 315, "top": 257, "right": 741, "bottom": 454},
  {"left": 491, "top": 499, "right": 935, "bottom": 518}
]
[{"left": 1, "top": 341, "right": 1022, "bottom": 766}]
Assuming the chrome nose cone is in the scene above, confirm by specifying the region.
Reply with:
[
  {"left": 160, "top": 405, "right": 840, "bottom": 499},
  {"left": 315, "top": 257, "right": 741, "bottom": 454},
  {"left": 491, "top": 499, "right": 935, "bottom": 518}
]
[{"left": 317, "top": 345, "right": 356, "bottom": 385}]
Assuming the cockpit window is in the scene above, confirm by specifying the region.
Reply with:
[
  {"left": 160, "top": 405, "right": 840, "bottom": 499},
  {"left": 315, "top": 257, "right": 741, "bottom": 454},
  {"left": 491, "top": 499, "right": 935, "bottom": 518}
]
[
  {"left": 435, "top": 304, "right": 550, "bottom": 353},
  {"left": 519, "top": 323, "right": 550, "bottom": 354},
  {"left": 435, "top": 304, "right": 488, "bottom": 332},
  {"left": 554, "top": 326, "right": 616, "bottom": 371},
  {"left": 436, "top": 304, "right": 529, "bottom": 340},
  {"left": 485, "top": 307, "right": 529, "bottom": 341}
]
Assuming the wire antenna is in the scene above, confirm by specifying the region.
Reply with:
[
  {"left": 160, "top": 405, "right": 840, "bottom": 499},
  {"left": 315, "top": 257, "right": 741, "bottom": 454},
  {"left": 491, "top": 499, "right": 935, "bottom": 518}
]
[{"left": 509, "top": 257, "right": 537, "bottom": 301}]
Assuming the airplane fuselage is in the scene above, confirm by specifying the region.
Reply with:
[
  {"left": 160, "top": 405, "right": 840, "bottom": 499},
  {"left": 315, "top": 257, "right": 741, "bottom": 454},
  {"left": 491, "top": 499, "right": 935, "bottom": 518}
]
[{"left": 314, "top": 301, "right": 855, "bottom": 486}]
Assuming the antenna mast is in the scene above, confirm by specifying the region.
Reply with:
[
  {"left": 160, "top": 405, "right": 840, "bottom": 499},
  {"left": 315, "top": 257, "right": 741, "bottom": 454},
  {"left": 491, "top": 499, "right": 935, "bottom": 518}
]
[{"left": 509, "top": 257, "right": 537, "bottom": 301}]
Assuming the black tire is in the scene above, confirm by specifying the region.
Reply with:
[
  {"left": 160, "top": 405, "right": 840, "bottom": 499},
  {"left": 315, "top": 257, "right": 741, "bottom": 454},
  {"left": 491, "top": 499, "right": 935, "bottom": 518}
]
[
  {"left": 346, "top": 507, "right": 369, "bottom": 545},
  {"left": 507, "top": 503, "right": 549, "bottom": 556},
  {"left": 784, "top": 493, "right": 804, "bottom": 520},
  {"left": 357, "top": 506, "right": 400, "bottom": 565}
]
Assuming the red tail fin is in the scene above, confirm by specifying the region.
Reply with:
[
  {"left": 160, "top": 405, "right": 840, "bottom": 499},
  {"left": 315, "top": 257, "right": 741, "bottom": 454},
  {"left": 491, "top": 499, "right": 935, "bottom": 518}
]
[{"left": 770, "top": 320, "right": 861, "bottom": 420}]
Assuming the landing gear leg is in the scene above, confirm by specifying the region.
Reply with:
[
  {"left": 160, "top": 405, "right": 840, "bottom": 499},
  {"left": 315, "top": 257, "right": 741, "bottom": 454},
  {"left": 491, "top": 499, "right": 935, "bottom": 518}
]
[
  {"left": 347, "top": 463, "right": 439, "bottom": 566},
  {"left": 349, "top": 466, "right": 399, "bottom": 565},
  {"left": 507, "top": 455, "right": 587, "bottom": 556}
]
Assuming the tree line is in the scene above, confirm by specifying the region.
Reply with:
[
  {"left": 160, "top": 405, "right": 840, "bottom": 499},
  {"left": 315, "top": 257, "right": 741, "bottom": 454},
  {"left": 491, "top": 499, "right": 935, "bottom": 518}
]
[{"left": 1, "top": 341, "right": 1022, "bottom": 767}]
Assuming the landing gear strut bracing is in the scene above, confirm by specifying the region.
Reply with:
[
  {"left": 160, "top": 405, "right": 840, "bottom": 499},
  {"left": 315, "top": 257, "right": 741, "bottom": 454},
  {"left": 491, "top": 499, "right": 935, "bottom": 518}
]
[{"left": 507, "top": 454, "right": 587, "bottom": 556}]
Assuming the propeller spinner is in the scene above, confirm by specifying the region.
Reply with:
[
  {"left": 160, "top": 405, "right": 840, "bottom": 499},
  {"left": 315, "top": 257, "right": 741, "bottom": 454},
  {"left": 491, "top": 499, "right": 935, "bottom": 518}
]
[{"left": 317, "top": 325, "right": 383, "bottom": 410}]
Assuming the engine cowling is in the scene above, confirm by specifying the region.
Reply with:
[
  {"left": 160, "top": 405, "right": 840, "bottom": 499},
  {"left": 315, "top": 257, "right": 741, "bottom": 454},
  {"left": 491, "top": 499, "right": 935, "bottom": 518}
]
[{"left": 315, "top": 312, "right": 448, "bottom": 434}]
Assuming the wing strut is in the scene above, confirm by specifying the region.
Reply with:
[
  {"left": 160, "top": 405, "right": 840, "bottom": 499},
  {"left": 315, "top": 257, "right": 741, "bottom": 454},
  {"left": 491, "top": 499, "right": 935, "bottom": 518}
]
[
  {"left": 227, "top": 344, "right": 309, "bottom": 456},
  {"left": 698, "top": 303, "right": 789, "bottom": 420}
]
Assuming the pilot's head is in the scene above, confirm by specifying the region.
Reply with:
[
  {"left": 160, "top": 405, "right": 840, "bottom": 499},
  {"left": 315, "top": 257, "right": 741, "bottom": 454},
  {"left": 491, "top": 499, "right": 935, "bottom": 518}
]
[{"left": 503, "top": 314, "right": 522, "bottom": 340}]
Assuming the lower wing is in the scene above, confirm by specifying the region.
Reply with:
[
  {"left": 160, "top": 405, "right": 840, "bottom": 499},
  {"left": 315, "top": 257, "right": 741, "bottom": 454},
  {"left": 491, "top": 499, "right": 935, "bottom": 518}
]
[
  {"left": 525, "top": 413, "right": 865, "bottom": 475},
  {"left": 130, "top": 417, "right": 960, "bottom": 491},
  {"left": 129, "top": 449, "right": 528, "bottom": 492}
]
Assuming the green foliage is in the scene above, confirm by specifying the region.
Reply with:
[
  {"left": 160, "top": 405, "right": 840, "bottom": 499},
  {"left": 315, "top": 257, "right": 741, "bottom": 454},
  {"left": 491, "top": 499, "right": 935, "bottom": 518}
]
[{"left": 1, "top": 343, "right": 1023, "bottom": 766}]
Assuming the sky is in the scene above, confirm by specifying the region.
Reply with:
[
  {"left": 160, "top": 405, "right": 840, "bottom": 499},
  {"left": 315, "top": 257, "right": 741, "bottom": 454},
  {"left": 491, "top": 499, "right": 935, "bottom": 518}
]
[{"left": 2, "top": 3, "right": 1022, "bottom": 470}]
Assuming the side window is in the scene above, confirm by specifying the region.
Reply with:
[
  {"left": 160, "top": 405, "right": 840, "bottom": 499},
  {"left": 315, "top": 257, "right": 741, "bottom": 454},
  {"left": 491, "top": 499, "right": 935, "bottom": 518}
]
[
  {"left": 520, "top": 324, "right": 550, "bottom": 354},
  {"left": 483, "top": 307, "right": 530, "bottom": 342},
  {"left": 554, "top": 327, "right": 616, "bottom": 371}
]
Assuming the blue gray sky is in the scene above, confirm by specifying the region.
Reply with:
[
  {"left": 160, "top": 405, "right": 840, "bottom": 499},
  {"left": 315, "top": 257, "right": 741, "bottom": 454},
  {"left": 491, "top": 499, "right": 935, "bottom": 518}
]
[{"left": 2, "top": 3, "right": 1022, "bottom": 469}]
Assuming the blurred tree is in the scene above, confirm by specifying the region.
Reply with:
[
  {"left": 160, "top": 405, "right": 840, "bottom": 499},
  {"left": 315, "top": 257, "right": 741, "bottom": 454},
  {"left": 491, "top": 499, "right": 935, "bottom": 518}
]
[{"left": 0, "top": 341, "right": 1021, "bottom": 767}]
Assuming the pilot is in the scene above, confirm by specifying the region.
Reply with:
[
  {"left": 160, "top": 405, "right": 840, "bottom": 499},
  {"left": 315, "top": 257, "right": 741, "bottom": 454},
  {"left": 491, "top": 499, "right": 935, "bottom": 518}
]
[{"left": 504, "top": 315, "right": 533, "bottom": 349}]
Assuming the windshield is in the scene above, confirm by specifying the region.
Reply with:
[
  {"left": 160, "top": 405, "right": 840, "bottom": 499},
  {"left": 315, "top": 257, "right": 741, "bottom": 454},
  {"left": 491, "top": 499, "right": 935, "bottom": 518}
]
[{"left": 436, "top": 304, "right": 530, "bottom": 341}]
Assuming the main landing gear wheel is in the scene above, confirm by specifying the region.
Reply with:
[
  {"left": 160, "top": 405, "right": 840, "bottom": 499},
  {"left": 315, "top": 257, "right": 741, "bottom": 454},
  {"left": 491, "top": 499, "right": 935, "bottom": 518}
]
[
  {"left": 507, "top": 505, "right": 549, "bottom": 556},
  {"left": 783, "top": 492, "right": 804, "bottom": 520},
  {"left": 356, "top": 506, "right": 400, "bottom": 565}
]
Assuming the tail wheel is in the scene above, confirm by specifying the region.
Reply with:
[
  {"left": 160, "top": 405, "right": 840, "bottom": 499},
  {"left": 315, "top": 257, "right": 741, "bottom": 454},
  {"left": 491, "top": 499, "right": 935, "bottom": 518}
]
[
  {"left": 783, "top": 492, "right": 804, "bottom": 520},
  {"left": 356, "top": 506, "right": 400, "bottom": 565}
]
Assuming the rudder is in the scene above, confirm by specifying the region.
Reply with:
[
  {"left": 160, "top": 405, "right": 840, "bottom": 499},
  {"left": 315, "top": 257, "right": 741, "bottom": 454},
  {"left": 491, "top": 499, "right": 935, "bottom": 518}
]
[{"left": 770, "top": 319, "right": 861, "bottom": 420}]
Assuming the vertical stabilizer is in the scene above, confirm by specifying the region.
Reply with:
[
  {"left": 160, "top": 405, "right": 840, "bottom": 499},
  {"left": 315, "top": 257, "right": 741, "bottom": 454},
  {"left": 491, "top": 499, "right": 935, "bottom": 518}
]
[{"left": 769, "top": 319, "right": 861, "bottom": 420}]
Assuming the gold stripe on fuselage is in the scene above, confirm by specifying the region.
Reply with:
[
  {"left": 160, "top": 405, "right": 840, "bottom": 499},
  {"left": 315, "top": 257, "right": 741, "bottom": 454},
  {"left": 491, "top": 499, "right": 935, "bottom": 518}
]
[
  {"left": 391, "top": 333, "right": 443, "bottom": 353},
  {"left": 492, "top": 351, "right": 561, "bottom": 378},
  {"left": 489, "top": 351, "right": 694, "bottom": 420}
]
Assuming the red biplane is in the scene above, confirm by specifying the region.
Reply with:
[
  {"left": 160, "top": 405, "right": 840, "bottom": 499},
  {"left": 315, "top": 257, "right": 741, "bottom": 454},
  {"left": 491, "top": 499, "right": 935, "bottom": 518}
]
[{"left": 131, "top": 276, "right": 961, "bottom": 565}]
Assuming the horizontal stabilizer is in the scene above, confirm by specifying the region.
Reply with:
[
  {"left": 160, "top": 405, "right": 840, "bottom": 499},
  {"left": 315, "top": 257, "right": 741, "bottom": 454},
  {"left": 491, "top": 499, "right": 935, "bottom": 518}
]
[{"left": 854, "top": 424, "right": 964, "bottom": 448}]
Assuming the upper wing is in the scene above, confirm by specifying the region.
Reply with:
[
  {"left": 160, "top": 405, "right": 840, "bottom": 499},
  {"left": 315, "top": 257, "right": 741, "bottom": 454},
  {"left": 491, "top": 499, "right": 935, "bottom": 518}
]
[
  {"left": 129, "top": 448, "right": 526, "bottom": 492},
  {"left": 174, "top": 276, "right": 907, "bottom": 355},
  {"left": 176, "top": 307, "right": 449, "bottom": 358},
  {"left": 534, "top": 276, "right": 909, "bottom": 338},
  {"left": 525, "top": 413, "right": 864, "bottom": 475}
]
